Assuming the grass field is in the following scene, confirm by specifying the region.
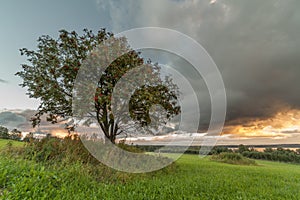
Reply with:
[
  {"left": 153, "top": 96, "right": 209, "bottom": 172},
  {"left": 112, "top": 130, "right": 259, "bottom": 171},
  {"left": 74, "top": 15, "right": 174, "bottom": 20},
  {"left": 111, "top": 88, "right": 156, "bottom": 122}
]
[
  {"left": 0, "top": 139, "right": 24, "bottom": 148},
  {"left": 1, "top": 141, "right": 300, "bottom": 199}
]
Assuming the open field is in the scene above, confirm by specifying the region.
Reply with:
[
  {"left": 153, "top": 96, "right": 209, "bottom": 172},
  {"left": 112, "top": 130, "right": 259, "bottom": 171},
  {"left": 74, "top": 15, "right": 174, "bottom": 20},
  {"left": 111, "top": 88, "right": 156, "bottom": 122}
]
[
  {"left": 0, "top": 139, "right": 24, "bottom": 148},
  {"left": 1, "top": 149, "right": 300, "bottom": 199}
]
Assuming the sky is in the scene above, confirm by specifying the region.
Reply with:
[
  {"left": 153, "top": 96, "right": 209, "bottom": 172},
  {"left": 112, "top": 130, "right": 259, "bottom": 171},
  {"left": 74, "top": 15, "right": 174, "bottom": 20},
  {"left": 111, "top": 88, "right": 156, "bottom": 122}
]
[
  {"left": 1, "top": 0, "right": 300, "bottom": 144},
  {"left": 0, "top": 0, "right": 110, "bottom": 109}
]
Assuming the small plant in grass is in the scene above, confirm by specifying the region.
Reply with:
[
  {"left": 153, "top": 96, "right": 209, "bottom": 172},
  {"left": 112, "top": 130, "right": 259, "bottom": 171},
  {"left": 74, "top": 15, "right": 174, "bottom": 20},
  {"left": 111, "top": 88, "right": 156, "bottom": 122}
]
[{"left": 211, "top": 152, "right": 257, "bottom": 166}]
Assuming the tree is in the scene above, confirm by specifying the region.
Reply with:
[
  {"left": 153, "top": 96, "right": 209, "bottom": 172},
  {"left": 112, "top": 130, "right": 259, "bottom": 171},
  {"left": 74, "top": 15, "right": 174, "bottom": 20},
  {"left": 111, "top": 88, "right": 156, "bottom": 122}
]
[
  {"left": 10, "top": 129, "right": 22, "bottom": 141},
  {"left": 0, "top": 126, "right": 9, "bottom": 139},
  {"left": 16, "top": 29, "right": 180, "bottom": 143},
  {"left": 264, "top": 147, "right": 274, "bottom": 153},
  {"left": 237, "top": 144, "right": 249, "bottom": 154},
  {"left": 23, "top": 132, "right": 34, "bottom": 143}
]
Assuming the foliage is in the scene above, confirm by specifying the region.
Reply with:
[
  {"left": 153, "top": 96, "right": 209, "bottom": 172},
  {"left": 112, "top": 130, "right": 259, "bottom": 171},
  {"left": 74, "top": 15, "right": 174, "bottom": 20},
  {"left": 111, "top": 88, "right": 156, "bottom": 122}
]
[
  {"left": 5, "top": 134, "right": 173, "bottom": 175},
  {"left": 199, "top": 145, "right": 300, "bottom": 164},
  {"left": 22, "top": 134, "right": 100, "bottom": 165},
  {"left": 242, "top": 148, "right": 300, "bottom": 164},
  {"left": 135, "top": 145, "right": 234, "bottom": 155},
  {"left": 0, "top": 127, "right": 22, "bottom": 141},
  {"left": 207, "top": 145, "right": 300, "bottom": 164},
  {"left": 211, "top": 152, "right": 257, "bottom": 165},
  {"left": 209, "top": 146, "right": 233, "bottom": 155},
  {"left": 16, "top": 29, "right": 110, "bottom": 129},
  {"left": 9, "top": 129, "right": 22, "bottom": 141},
  {"left": 117, "top": 140, "right": 144, "bottom": 153},
  {"left": 16, "top": 29, "right": 180, "bottom": 143},
  {"left": 0, "top": 126, "right": 9, "bottom": 139},
  {"left": 236, "top": 144, "right": 250, "bottom": 153},
  {"left": 136, "top": 145, "right": 300, "bottom": 165}
]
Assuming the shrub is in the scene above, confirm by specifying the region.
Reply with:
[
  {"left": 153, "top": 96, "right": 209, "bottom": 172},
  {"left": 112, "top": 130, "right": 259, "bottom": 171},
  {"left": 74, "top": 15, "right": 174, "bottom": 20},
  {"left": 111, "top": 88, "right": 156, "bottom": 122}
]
[
  {"left": 211, "top": 152, "right": 257, "bottom": 166},
  {"left": 117, "top": 140, "right": 144, "bottom": 153},
  {"left": 236, "top": 144, "right": 250, "bottom": 154},
  {"left": 16, "top": 134, "right": 175, "bottom": 174},
  {"left": 210, "top": 146, "right": 233, "bottom": 155},
  {"left": 22, "top": 134, "right": 100, "bottom": 165}
]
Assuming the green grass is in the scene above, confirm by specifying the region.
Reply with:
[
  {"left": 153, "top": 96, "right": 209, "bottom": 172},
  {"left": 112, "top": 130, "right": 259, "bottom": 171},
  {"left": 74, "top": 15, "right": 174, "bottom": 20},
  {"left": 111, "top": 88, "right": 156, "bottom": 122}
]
[
  {"left": 1, "top": 152, "right": 300, "bottom": 199},
  {"left": 0, "top": 139, "right": 24, "bottom": 148}
]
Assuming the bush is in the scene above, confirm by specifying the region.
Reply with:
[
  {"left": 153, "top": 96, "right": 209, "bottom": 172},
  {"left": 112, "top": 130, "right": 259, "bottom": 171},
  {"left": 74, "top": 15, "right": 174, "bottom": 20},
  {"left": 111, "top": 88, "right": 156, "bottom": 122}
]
[
  {"left": 2, "top": 133, "right": 177, "bottom": 184},
  {"left": 9, "top": 134, "right": 176, "bottom": 175},
  {"left": 117, "top": 140, "right": 144, "bottom": 153},
  {"left": 22, "top": 134, "right": 101, "bottom": 165},
  {"left": 211, "top": 152, "right": 257, "bottom": 166},
  {"left": 236, "top": 144, "right": 250, "bottom": 154},
  {"left": 210, "top": 146, "right": 233, "bottom": 155}
]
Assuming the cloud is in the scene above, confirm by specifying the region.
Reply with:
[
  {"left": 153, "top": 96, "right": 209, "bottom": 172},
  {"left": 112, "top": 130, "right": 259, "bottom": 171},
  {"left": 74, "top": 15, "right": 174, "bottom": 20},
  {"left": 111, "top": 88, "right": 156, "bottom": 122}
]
[
  {"left": 96, "top": 0, "right": 300, "bottom": 129},
  {"left": 0, "top": 111, "right": 27, "bottom": 129},
  {"left": 0, "top": 78, "right": 8, "bottom": 84},
  {"left": 0, "top": 109, "right": 67, "bottom": 134}
]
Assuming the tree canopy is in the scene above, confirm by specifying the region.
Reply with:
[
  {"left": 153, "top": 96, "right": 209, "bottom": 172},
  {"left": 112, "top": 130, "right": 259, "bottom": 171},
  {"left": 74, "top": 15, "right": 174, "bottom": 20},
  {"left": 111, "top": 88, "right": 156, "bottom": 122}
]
[
  {"left": 0, "top": 126, "right": 9, "bottom": 139},
  {"left": 17, "top": 29, "right": 180, "bottom": 143}
]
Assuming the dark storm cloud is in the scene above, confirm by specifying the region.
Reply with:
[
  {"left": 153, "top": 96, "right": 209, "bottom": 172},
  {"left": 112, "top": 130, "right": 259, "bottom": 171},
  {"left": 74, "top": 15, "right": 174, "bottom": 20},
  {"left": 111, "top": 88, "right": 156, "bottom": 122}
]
[
  {"left": 97, "top": 0, "right": 300, "bottom": 126},
  {"left": 203, "top": 0, "right": 300, "bottom": 122}
]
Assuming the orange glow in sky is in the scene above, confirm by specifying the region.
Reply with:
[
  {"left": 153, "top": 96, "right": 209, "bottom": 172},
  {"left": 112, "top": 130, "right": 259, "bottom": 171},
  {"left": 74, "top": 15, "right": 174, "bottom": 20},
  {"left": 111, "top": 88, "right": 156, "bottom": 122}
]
[
  {"left": 223, "top": 108, "right": 300, "bottom": 139},
  {"left": 51, "top": 129, "right": 69, "bottom": 138}
]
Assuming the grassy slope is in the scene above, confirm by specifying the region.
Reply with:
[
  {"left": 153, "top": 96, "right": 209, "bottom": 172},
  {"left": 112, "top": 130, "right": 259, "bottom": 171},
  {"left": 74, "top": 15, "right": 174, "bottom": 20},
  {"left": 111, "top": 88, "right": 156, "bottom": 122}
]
[
  {"left": 1, "top": 152, "right": 300, "bottom": 199},
  {"left": 0, "top": 139, "right": 24, "bottom": 148}
]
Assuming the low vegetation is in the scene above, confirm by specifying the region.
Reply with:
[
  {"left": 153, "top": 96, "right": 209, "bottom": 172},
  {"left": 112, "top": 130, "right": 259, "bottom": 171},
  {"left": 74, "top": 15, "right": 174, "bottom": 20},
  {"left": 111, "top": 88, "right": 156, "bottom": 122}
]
[
  {"left": 0, "top": 126, "right": 22, "bottom": 141},
  {"left": 21, "top": 135, "right": 101, "bottom": 165},
  {"left": 1, "top": 139, "right": 300, "bottom": 199},
  {"left": 0, "top": 136, "right": 175, "bottom": 180},
  {"left": 241, "top": 147, "right": 300, "bottom": 163},
  {"left": 1, "top": 151, "right": 300, "bottom": 199},
  {"left": 137, "top": 144, "right": 300, "bottom": 165},
  {"left": 208, "top": 145, "right": 300, "bottom": 165},
  {"left": 210, "top": 152, "right": 257, "bottom": 165}
]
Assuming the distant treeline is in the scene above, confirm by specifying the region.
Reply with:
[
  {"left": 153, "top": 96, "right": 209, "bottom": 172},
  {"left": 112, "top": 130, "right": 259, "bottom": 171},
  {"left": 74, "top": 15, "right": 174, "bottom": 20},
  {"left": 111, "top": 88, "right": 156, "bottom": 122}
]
[
  {"left": 238, "top": 145, "right": 300, "bottom": 164},
  {"left": 0, "top": 126, "right": 22, "bottom": 141},
  {"left": 136, "top": 144, "right": 300, "bottom": 164},
  {"left": 211, "top": 145, "right": 300, "bottom": 164}
]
